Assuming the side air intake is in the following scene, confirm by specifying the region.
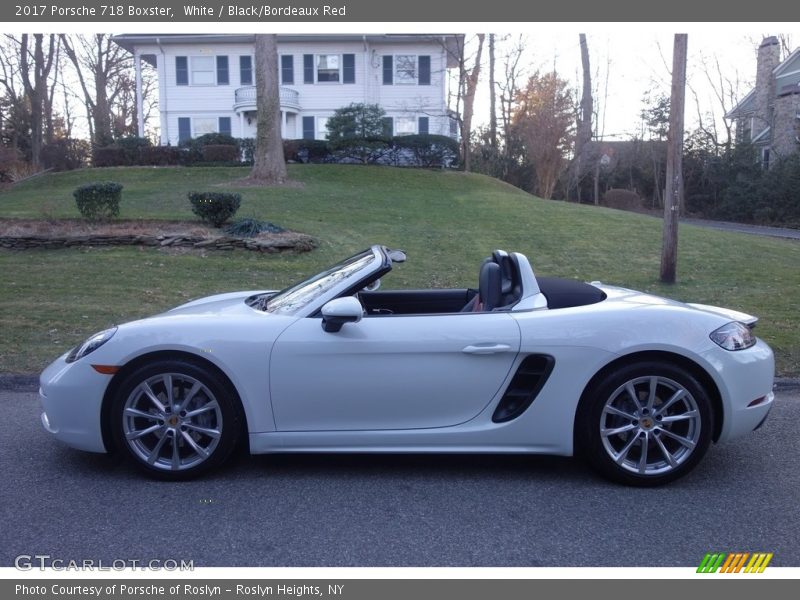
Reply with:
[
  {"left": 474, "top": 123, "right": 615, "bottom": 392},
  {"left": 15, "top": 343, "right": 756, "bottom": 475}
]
[{"left": 492, "top": 354, "right": 555, "bottom": 423}]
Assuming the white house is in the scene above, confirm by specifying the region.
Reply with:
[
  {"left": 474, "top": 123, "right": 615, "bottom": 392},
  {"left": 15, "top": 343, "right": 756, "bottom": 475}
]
[{"left": 112, "top": 34, "right": 462, "bottom": 146}]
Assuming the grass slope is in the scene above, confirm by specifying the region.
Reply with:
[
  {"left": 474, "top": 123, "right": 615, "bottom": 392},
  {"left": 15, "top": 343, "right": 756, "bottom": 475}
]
[{"left": 1, "top": 164, "right": 798, "bottom": 375}]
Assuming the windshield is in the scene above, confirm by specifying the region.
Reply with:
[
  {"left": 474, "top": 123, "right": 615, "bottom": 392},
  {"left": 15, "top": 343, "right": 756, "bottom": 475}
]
[{"left": 265, "top": 249, "right": 377, "bottom": 315}]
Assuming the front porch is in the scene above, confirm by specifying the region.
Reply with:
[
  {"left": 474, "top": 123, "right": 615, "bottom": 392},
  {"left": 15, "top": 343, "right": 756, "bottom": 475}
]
[{"left": 233, "top": 86, "right": 301, "bottom": 139}]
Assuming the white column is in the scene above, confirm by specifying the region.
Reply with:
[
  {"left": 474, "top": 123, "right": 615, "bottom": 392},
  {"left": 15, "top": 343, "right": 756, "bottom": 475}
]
[
  {"left": 281, "top": 111, "right": 287, "bottom": 139},
  {"left": 135, "top": 51, "right": 144, "bottom": 137},
  {"left": 239, "top": 112, "right": 244, "bottom": 137}
]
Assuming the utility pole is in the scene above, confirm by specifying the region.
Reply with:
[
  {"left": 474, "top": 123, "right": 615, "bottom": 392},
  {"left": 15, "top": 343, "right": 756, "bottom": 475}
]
[
  {"left": 489, "top": 34, "right": 497, "bottom": 148},
  {"left": 660, "top": 34, "right": 687, "bottom": 284}
]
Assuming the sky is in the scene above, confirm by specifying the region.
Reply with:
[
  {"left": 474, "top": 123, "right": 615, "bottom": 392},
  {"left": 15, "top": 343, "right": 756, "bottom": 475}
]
[{"left": 469, "top": 27, "right": 799, "bottom": 142}]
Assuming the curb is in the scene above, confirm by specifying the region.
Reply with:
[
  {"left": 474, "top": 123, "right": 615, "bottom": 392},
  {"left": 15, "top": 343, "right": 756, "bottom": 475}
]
[{"left": 2, "top": 373, "right": 799, "bottom": 393}]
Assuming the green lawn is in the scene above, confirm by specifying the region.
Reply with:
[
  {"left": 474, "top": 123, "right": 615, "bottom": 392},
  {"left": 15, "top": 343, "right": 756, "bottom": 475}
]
[{"left": 1, "top": 164, "right": 798, "bottom": 376}]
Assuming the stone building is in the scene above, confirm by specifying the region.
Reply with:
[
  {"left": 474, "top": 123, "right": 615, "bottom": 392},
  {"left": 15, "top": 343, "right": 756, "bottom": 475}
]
[{"left": 726, "top": 36, "right": 800, "bottom": 166}]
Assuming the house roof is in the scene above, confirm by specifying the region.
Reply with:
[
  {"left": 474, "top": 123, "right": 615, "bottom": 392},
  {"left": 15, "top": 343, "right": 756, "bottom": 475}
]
[
  {"left": 774, "top": 48, "right": 800, "bottom": 77},
  {"left": 726, "top": 44, "right": 800, "bottom": 119},
  {"left": 112, "top": 34, "right": 464, "bottom": 67},
  {"left": 725, "top": 88, "right": 756, "bottom": 119}
]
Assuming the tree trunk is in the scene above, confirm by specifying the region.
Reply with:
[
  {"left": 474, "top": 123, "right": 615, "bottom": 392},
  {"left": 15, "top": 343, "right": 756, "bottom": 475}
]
[
  {"left": 460, "top": 34, "right": 485, "bottom": 172},
  {"left": 660, "top": 34, "right": 688, "bottom": 284},
  {"left": 250, "top": 34, "right": 287, "bottom": 184},
  {"left": 488, "top": 34, "right": 497, "bottom": 149}
]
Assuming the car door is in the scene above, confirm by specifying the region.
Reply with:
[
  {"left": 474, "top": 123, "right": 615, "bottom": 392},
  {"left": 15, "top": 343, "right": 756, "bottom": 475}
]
[{"left": 269, "top": 312, "right": 521, "bottom": 431}]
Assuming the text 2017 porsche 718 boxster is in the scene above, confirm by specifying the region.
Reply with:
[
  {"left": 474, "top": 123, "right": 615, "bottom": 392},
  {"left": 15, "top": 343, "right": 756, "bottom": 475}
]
[{"left": 40, "top": 245, "right": 775, "bottom": 485}]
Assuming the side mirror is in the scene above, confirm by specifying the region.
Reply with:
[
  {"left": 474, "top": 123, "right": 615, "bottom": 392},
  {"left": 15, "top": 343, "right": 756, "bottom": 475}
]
[{"left": 321, "top": 296, "right": 363, "bottom": 333}]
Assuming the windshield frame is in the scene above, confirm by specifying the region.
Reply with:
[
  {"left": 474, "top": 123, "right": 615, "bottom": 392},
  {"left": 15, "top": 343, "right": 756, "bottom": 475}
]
[{"left": 263, "top": 246, "right": 387, "bottom": 317}]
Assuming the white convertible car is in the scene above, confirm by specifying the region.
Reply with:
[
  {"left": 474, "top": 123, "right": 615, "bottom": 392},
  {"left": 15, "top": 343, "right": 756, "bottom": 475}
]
[{"left": 40, "top": 245, "right": 774, "bottom": 485}]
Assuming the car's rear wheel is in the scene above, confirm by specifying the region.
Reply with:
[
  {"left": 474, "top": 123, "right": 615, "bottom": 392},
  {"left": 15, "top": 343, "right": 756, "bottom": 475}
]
[
  {"left": 577, "top": 361, "right": 713, "bottom": 486},
  {"left": 111, "top": 359, "right": 243, "bottom": 480}
]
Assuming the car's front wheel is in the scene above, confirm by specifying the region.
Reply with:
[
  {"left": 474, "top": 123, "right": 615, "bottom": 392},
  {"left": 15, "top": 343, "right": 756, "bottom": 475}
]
[
  {"left": 577, "top": 361, "right": 713, "bottom": 486},
  {"left": 110, "top": 359, "right": 243, "bottom": 480}
]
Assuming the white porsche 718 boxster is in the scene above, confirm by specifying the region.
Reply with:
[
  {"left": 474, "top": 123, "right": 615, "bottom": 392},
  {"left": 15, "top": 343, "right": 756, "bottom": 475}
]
[{"left": 40, "top": 245, "right": 774, "bottom": 485}]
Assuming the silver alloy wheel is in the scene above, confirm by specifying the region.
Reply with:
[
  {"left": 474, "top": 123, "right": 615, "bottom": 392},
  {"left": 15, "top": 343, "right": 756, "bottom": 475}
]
[
  {"left": 599, "top": 375, "right": 701, "bottom": 476},
  {"left": 122, "top": 373, "right": 223, "bottom": 471}
]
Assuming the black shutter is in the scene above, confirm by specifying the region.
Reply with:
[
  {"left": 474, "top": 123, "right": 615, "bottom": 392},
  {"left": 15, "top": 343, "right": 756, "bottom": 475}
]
[
  {"left": 178, "top": 118, "right": 191, "bottom": 143},
  {"left": 216, "top": 56, "right": 229, "bottom": 85},
  {"left": 281, "top": 55, "right": 294, "bottom": 84},
  {"left": 303, "top": 54, "right": 314, "bottom": 83},
  {"left": 418, "top": 55, "right": 431, "bottom": 85},
  {"left": 218, "top": 117, "right": 232, "bottom": 136},
  {"left": 382, "top": 117, "right": 393, "bottom": 137},
  {"left": 176, "top": 56, "right": 188, "bottom": 85},
  {"left": 418, "top": 117, "right": 429, "bottom": 135},
  {"left": 382, "top": 56, "right": 393, "bottom": 85},
  {"left": 302, "top": 116, "right": 315, "bottom": 140},
  {"left": 239, "top": 56, "right": 252, "bottom": 85},
  {"left": 343, "top": 54, "right": 355, "bottom": 84}
]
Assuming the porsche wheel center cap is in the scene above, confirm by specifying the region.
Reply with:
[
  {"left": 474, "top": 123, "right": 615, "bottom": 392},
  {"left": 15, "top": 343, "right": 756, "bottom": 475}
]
[
  {"left": 639, "top": 417, "right": 655, "bottom": 430},
  {"left": 167, "top": 415, "right": 180, "bottom": 427}
]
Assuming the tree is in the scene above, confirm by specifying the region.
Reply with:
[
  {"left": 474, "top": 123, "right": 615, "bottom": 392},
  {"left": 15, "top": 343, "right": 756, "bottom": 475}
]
[
  {"left": 59, "top": 34, "right": 133, "bottom": 146},
  {"left": 450, "top": 34, "right": 485, "bottom": 172},
  {"left": 660, "top": 34, "right": 688, "bottom": 284},
  {"left": 17, "top": 34, "right": 58, "bottom": 169},
  {"left": 511, "top": 71, "right": 575, "bottom": 199},
  {"left": 249, "top": 34, "right": 287, "bottom": 184},
  {"left": 325, "top": 103, "right": 386, "bottom": 142}
]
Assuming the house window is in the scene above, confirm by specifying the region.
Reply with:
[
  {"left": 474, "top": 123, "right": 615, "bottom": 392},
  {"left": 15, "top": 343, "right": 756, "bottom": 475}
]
[
  {"left": 395, "top": 55, "right": 417, "bottom": 84},
  {"left": 240, "top": 56, "right": 253, "bottom": 85},
  {"left": 302, "top": 116, "right": 315, "bottom": 140},
  {"left": 418, "top": 116, "right": 429, "bottom": 135},
  {"left": 193, "top": 117, "right": 218, "bottom": 137},
  {"left": 178, "top": 117, "right": 191, "bottom": 143},
  {"left": 394, "top": 117, "right": 416, "bottom": 136},
  {"left": 449, "top": 116, "right": 458, "bottom": 138},
  {"left": 176, "top": 56, "right": 189, "bottom": 86},
  {"left": 190, "top": 56, "right": 215, "bottom": 85},
  {"left": 219, "top": 117, "right": 232, "bottom": 136},
  {"left": 317, "top": 117, "right": 330, "bottom": 140},
  {"left": 216, "top": 56, "right": 229, "bottom": 85},
  {"left": 300, "top": 54, "right": 355, "bottom": 84},
  {"left": 384, "top": 55, "right": 431, "bottom": 85},
  {"left": 762, "top": 148, "right": 771, "bottom": 169},
  {"left": 281, "top": 55, "right": 294, "bottom": 84},
  {"left": 316, "top": 55, "right": 340, "bottom": 83}
]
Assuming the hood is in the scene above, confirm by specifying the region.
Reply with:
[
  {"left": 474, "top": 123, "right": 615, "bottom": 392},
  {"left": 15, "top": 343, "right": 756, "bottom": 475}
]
[{"left": 162, "top": 290, "right": 274, "bottom": 318}]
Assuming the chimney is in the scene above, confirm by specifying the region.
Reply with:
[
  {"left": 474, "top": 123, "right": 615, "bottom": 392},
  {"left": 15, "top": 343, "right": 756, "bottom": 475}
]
[{"left": 753, "top": 36, "right": 781, "bottom": 139}]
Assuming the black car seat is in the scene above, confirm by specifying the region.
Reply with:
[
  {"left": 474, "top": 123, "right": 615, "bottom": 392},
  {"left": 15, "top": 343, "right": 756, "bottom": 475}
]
[{"left": 461, "top": 261, "right": 502, "bottom": 312}]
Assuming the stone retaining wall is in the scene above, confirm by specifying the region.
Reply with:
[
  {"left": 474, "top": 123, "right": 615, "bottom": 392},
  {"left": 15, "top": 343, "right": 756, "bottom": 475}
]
[{"left": 0, "top": 233, "right": 316, "bottom": 252}]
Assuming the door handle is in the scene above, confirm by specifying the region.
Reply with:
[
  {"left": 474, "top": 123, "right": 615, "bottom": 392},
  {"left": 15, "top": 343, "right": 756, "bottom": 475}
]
[{"left": 462, "top": 344, "right": 512, "bottom": 355}]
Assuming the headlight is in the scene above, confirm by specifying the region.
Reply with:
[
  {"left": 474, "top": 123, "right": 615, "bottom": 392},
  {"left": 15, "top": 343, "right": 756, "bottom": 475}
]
[
  {"left": 710, "top": 322, "right": 756, "bottom": 351},
  {"left": 65, "top": 327, "right": 117, "bottom": 363}
]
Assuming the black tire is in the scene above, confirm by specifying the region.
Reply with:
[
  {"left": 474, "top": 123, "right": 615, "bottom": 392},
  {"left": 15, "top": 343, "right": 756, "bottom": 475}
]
[
  {"left": 576, "top": 361, "right": 713, "bottom": 487},
  {"left": 110, "top": 359, "right": 244, "bottom": 480}
]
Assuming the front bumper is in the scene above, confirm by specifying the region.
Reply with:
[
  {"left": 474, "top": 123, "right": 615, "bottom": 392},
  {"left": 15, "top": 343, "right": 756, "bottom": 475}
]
[
  {"left": 703, "top": 338, "right": 775, "bottom": 443},
  {"left": 39, "top": 354, "right": 110, "bottom": 453}
]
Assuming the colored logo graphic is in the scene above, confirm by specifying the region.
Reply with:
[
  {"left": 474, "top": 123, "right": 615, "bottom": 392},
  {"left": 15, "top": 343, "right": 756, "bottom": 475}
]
[{"left": 697, "top": 552, "right": 773, "bottom": 573}]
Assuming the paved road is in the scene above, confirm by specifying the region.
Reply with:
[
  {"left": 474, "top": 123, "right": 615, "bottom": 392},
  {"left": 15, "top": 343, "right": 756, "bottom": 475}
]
[
  {"left": 680, "top": 218, "right": 800, "bottom": 240},
  {"left": 1, "top": 389, "right": 798, "bottom": 568}
]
